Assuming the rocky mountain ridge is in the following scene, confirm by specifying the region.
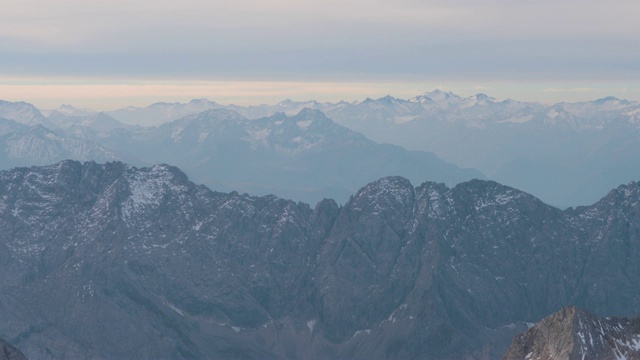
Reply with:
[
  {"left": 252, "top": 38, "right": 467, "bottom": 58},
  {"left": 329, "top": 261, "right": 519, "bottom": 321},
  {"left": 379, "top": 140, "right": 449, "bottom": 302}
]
[
  {"left": 92, "top": 90, "right": 640, "bottom": 131},
  {"left": 0, "top": 117, "right": 128, "bottom": 168},
  {"left": 0, "top": 161, "right": 639, "bottom": 359},
  {"left": 0, "top": 106, "right": 483, "bottom": 205},
  {"left": 79, "top": 90, "right": 640, "bottom": 207},
  {"left": 7, "top": 93, "right": 640, "bottom": 206},
  {"left": 503, "top": 306, "right": 640, "bottom": 360},
  {"left": 0, "top": 101, "right": 46, "bottom": 126}
]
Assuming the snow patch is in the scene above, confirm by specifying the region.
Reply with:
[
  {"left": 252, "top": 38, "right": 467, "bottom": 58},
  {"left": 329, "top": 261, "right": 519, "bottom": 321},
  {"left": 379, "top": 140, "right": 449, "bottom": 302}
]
[
  {"left": 297, "top": 120, "right": 312, "bottom": 129},
  {"left": 352, "top": 329, "right": 372, "bottom": 338},
  {"left": 394, "top": 115, "right": 417, "bottom": 124},
  {"left": 121, "top": 165, "right": 187, "bottom": 225},
  {"left": 167, "top": 303, "right": 185, "bottom": 316},
  {"left": 306, "top": 319, "right": 317, "bottom": 334}
]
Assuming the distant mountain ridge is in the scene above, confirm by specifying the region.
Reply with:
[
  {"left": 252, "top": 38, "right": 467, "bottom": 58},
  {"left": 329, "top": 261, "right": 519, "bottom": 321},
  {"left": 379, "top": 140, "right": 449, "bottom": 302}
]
[
  {"left": 0, "top": 103, "right": 483, "bottom": 205},
  {"left": 0, "top": 100, "right": 46, "bottom": 126},
  {"left": 106, "top": 98, "right": 223, "bottom": 126},
  {"left": 1, "top": 161, "right": 639, "bottom": 359},
  {"left": 94, "top": 90, "right": 640, "bottom": 131},
  {"left": 0, "top": 117, "right": 128, "bottom": 168},
  {"left": 5, "top": 91, "right": 640, "bottom": 206},
  {"left": 98, "top": 90, "right": 640, "bottom": 207},
  {"left": 97, "top": 108, "right": 483, "bottom": 204}
]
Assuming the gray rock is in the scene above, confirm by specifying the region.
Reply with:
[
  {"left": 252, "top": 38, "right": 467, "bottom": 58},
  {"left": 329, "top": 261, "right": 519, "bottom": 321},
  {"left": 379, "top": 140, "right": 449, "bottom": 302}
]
[
  {"left": 503, "top": 306, "right": 640, "bottom": 360},
  {"left": 0, "top": 161, "right": 639, "bottom": 359},
  {"left": 0, "top": 338, "right": 27, "bottom": 360}
]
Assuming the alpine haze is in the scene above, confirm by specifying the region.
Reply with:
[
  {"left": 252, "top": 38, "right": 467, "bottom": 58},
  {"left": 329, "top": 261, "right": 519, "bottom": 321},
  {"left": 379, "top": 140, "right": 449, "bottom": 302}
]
[
  {"left": 2, "top": 0, "right": 639, "bottom": 358},
  {"left": 14, "top": 90, "right": 640, "bottom": 207},
  {"left": 0, "top": 100, "right": 484, "bottom": 205}
]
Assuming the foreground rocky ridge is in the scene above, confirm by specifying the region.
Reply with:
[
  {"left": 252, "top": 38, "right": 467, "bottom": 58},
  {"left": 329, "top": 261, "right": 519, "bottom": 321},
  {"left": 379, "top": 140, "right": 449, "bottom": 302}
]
[
  {"left": 503, "top": 306, "right": 640, "bottom": 360},
  {"left": 0, "top": 338, "right": 27, "bottom": 360},
  {"left": 0, "top": 161, "right": 639, "bottom": 359}
]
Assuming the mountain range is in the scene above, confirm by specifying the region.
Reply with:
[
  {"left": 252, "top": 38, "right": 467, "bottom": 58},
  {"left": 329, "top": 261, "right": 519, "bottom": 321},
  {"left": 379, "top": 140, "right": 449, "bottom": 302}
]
[
  {"left": 0, "top": 161, "right": 639, "bottom": 359},
  {"left": 61, "top": 90, "right": 640, "bottom": 208},
  {"left": 6, "top": 91, "right": 640, "bottom": 207},
  {"left": 0, "top": 100, "right": 482, "bottom": 204}
]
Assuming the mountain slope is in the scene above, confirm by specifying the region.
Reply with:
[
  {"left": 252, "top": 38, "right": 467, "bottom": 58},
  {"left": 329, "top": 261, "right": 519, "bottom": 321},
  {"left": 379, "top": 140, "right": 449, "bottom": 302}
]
[
  {"left": 106, "top": 99, "right": 222, "bottom": 126},
  {"left": 0, "top": 123, "right": 131, "bottom": 170},
  {"left": 0, "top": 100, "right": 46, "bottom": 126},
  {"left": 503, "top": 307, "right": 640, "bottom": 360},
  {"left": 45, "top": 111, "right": 129, "bottom": 135},
  {"left": 0, "top": 101, "right": 485, "bottom": 205},
  {"left": 101, "top": 91, "right": 640, "bottom": 206},
  {"left": 0, "top": 161, "right": 639, "bottom": 359},
  {"left": 96, "top": 108, "right": 483, "bottom": 204}
]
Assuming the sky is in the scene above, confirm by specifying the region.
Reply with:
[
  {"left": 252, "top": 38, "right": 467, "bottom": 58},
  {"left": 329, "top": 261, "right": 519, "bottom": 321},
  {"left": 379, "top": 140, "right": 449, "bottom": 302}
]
[{"left": 1, "top": 0, "right": 639, "bottom": 110}]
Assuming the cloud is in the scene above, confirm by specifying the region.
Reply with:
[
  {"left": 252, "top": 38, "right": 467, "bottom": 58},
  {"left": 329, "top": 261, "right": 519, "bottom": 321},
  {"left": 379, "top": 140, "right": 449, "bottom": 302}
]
[
  {"left": 0, "top": 0, "right": 639, "bottom": 84},
  {"left": 3, "top": 0, "right": 639, "bottom": 52},
  {"left": 0, "top": 1, "right": 473, "bottom": 51},
  {"left": 543, "top": 87, "right": 598, "bottom": 93}
]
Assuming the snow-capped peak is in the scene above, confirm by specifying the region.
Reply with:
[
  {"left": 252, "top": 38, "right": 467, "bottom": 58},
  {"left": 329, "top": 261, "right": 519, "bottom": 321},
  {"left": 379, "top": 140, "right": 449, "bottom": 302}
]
[
  {"left": 51, "top": 104, "right": 97, "bottom": 117},
  {"left": 409, "top": 90, "right": 463, "bottom": 109},
  {"left": 0, "top": 100, "right": 46, "bottom": 125}
]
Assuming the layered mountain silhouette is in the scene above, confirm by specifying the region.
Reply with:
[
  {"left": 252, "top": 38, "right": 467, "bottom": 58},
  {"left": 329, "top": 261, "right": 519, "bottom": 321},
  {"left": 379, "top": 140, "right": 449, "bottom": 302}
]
[
  {"left": 6, "top": 92, "right": 640, "bottom": 206},
  {"left": 0, "top": 161, "right": 639, "bottom": 359},
  {"left": 69, "top": 90, "right": 640, "bottom": 207},
  {"left": 0, "top": 103, "right": 483, "bottom": 204}
]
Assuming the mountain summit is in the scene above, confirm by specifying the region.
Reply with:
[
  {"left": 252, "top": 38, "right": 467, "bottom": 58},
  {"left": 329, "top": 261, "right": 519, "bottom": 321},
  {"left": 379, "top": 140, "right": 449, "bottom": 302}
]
[{"left": 503, "top": 307, "right": 640, "bottom": 360}]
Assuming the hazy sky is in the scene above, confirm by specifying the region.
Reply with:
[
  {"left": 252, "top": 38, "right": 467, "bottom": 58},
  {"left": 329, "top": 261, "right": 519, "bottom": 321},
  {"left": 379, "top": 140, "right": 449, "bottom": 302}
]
[{"left": 1, "top": 0, "right": 639, "bottom": 109}]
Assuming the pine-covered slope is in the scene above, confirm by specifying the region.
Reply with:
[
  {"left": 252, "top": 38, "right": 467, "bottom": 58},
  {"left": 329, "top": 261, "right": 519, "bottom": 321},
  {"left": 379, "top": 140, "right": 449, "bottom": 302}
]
[{"left": 0, "top": 161, "right": 639, "bottom": 359}]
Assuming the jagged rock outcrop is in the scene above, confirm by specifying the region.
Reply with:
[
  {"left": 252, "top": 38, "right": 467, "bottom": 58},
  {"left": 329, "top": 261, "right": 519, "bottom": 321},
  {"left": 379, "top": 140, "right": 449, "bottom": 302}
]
[
  {"left": 0, "top": 338, "right": 27, "bottom": 360},
  {"left": 503, "top": 306, "right": 640, "bottom": 360},
  {"left": 0, "top": 161, "right": 639, "bottom": 359}
]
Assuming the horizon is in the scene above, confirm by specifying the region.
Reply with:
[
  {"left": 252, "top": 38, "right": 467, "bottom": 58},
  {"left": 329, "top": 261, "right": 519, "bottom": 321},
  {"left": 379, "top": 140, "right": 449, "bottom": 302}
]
[
  {"left": 2, "top": 1, "right": 639, "bottom": 111},
  {"left": 2, "top": 79, "right": 640, "bottom": 112}
]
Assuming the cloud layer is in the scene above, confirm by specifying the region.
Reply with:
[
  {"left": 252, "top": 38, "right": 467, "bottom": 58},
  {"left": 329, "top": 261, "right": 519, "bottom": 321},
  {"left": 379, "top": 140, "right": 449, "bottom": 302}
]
[{"left": 1, "top": 0, "right": 639, "bottom": 81}]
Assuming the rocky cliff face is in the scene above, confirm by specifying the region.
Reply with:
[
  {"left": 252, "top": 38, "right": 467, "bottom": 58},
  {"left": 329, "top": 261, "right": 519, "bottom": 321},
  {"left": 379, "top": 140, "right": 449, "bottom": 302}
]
[
  {"left": 503, "top": 306, "right": 640, "bottom": 360},
  {"left": 0, "top": 338, "right": 27, "bottom": 360},
  {"left": 0, "top": 161, "right": 639, "bottom": 359}
]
